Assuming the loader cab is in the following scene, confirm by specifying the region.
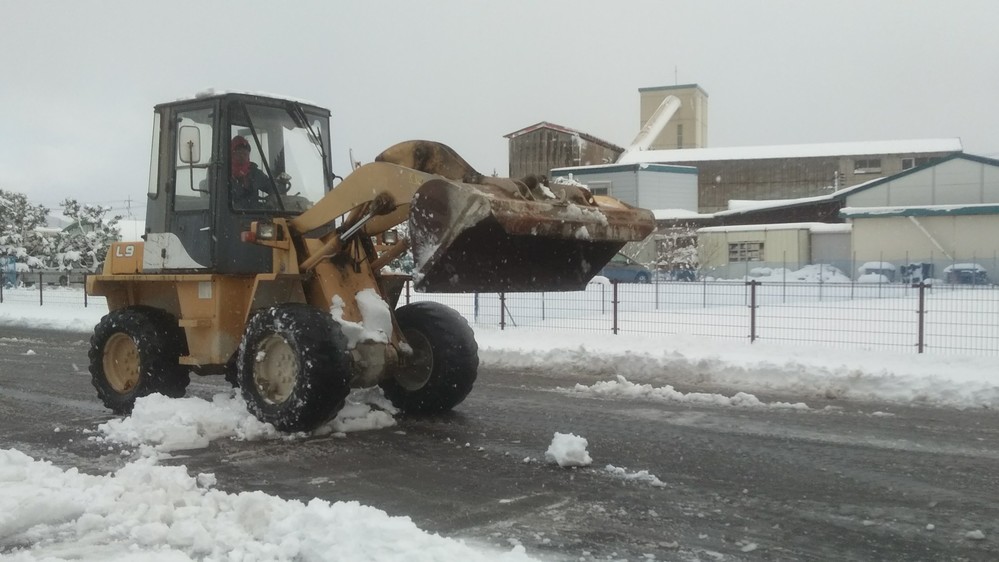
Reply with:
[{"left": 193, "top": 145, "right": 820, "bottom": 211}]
[{"left": 144, "top": 92, "right": 333, "bottom": 274}]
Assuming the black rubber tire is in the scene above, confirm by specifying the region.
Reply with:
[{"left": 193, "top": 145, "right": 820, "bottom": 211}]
[
  {"left": 238, "top": 304, "right": 352, "bottom": 433},
  {"left": 89, "top": 306, "right": 190, "bottom": 414},
  {"left": 635, "top": 272, "right": 651, "bottom": 283},
  {"left": 380, "top": 301, "right": 478, "bottom": 413},
  {"left": 223, "top": 352, "right": 239, "bottom": 388}
]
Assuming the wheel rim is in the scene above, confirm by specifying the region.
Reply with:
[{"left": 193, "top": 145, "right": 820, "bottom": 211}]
[
  {"left": 253, "top": 334, "right": 299, "bottom": 404},
  {"left": 396, "top": 329, "right": 433, "bottom": 391},
  {"left": 103, "top": 332, "right": 140, "bottom": 393}
]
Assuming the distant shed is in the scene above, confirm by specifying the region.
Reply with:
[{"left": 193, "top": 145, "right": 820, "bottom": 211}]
[
  {"left": 697, "top": 222, "right": 852, "bottom": 279},
  {"left": 549, "top": 162, "right": 698, "bottom": 211}
]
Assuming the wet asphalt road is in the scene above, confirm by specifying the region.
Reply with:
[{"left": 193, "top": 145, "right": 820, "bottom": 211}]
[{"left": 2, "top": 326, "right": 999, "bottom": 561}]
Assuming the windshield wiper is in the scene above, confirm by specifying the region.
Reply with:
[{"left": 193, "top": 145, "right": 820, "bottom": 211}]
[{"left": 289, "top": 102, "right": 326, "bottom": 161}]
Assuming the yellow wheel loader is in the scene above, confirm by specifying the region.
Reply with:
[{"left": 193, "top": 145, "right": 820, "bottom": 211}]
[{"left": 86, "top": 91, "right": 655, "bottom": 432}]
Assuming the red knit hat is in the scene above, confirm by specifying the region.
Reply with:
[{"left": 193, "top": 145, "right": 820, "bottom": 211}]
[{"left": 231, "top": 136, "right": 250, "bottom": 151}]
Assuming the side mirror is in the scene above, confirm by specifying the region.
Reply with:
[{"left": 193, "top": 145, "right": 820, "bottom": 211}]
[{"left": 178, "top": 126, "right": 201, "bottom": 164}]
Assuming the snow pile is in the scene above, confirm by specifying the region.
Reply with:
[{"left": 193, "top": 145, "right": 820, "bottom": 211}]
[
  {"left": 736, "top": 263, "right": 852, "bottom": 283},
  {"left": 330, "top": 289, "right": 394, "bottom": 347},
  {"left": 98, "top": 392, "right": 281, "bottom": 451},
  {"left": 566, "top": 375, "right": 811, "bottom": 410},
  {"left": 473, "top": 329, "right": 999, "bottom": 410},
  {"left": 98, "top": 388, "right": 398, "bottom": 453},
  {"left": 604, "top": 465, "right": 667, "bottom": 488},
  {"left": 544, "top": 433, "right": 592, "bottom": 467},
  {"left": 0, "top": 449, "right": 535, "bottom": 562}
]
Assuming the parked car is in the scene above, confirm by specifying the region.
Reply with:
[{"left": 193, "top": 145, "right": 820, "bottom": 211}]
[
  {"left": 943, "top": 263, "right": 990, "bottom": 285},
  {"left": 598, "top": 253, "right": 652, "bottom": 283},
  {"left": 18, "top": 268, "right": 87, "bottom": 287}
]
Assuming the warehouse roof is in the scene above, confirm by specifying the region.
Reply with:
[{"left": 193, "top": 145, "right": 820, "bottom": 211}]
[{"left": 617, "top": 138, "right": 963, "bottom": 164}]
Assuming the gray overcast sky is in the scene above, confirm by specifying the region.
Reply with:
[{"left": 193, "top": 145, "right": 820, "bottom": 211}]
[{"left": 2, "top": 0, "right": 997, "bottom": 215}]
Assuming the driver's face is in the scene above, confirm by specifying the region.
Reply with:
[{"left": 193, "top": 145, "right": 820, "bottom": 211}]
[{"left": 232, "top": 145, "right": 251, "bottom": 163}]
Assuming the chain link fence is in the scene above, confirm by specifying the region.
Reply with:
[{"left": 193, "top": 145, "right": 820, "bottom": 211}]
[
  {"left": 3, "top": 277, "right": 997, "bottom": 356},
  {"left": 406, "top": 280, "right": 999, "bottom": 356}
]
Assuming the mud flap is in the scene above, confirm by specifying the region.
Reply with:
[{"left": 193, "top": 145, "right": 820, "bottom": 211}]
[{"left": 409, "top": 178, "right": 655, "bottom": 292}]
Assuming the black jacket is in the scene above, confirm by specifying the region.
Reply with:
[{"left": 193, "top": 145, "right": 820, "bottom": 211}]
[{"left": 231, "top": 163, "right": 273, "bottom": 209}]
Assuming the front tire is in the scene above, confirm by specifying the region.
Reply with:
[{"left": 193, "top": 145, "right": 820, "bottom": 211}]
[
  {"left": 380, "top": 302, "right": 478, "bottom": 413},
  {"left": 238, "top": 304, "right": 352, "bottom": 433},
  {"left": 89, "top": 306, "right": 190, "bottom": 414}
]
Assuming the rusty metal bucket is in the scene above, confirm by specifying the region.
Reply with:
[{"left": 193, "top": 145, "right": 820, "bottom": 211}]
[{"left": 408, "top": 178, "right": 655, "bottom": 293}]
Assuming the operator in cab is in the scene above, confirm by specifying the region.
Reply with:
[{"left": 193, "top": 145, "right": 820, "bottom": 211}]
[{"left": 230, "top": 135, "right": 272, "bottom": 209}]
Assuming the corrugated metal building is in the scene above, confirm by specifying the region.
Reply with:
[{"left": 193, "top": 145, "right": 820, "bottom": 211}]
[
  {"left": 624, "top": 139, "right": 963, "bottom": 213},
  {"left": 504, "top": 122, "right": 623, "bottom": 180}
]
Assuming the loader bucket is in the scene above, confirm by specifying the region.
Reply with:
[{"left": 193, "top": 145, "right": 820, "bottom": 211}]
[{"left": 409, "top": 178, "right": 656, "bottom": 293}]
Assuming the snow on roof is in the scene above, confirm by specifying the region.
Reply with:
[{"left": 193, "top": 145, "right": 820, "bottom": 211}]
[
  {"left": 698, "top": 222, "right": 851, "bottom": 234},
  {"left": 618, "top": 138, "right": 963, "bottom": 164},
  {"left": 840, "top": 203, "right": 999, "bottom": 218},
  {"left": 712, "top": 193, "right": 839, "bottom": 216},
  {"left": 171, "top": 88, "right": 323, "bottom": 108},
  {"left": 504, "top": 121, "right": 624, "bottom": 151},
  {"left": 550, "top": 162, "right": 697, "bottom": 174},
  {"left": 859, "top": 261, "right": 897, "bottom": 271},
  {"left": 652, "top": 208, "right": 713, "bottom": 220}
]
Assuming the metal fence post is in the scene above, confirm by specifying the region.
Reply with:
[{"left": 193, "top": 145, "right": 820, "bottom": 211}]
[
  {"left": 612, "top": 282, "right": 619, "bottom": 335},
  {"left": 782, "top": 251, "right": 787, "bottom": 303},
  {"left": 38, "top": 272, "right": 43, "bottom": 306},
  {"left": 83, "top": 273, "right": 88, "bottom": 308},
  {"left": 748, "top": 280, "right": 759, "bottom": 343},
  {"left": 850, "top": 251, "right": 856, "bottom": 299},
  {"left": 473, "top": 292, "right": 479, "bottom": 322},
  {"left": 499, "top": 292, "right": 506, "bottom": 331},
  {"left": 405, "top": 280, "right": 411, "bottom": 305},
  {"left": 917, "top": 282, "right": 927, "bottom": 351}
]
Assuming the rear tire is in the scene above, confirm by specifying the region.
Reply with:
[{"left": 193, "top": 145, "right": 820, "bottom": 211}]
[
  {"left": 238, "top": 304, "right": 352, "bottom": 432},
  {"left": 635, "top": 272, "right": 651, "bottom": 283},
  {"left": 89, "top": 306, "right": 190, "bottom": 414},
  {"left": 380, "top": 302, "right": 478, "bottom": 413}
]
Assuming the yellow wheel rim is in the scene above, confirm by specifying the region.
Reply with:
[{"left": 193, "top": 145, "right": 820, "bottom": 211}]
[
  {"left": 396, "top": 329, "right": 433, "bottom": 391},
  {"left": 103, "top": 332, "right": 140, "bottom": 393},
  {"left": 253, "top": 334, "right": 299, "bottom": 404}
]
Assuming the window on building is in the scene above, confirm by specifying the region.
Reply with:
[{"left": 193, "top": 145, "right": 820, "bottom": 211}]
[
  {"left": 676, "top": 124, "right": 684, "bottom": 148},
  {"left": 587, "top": 181, "right": 611, "bottom": 196},
  {"left": 902, "top": 157, "right": 930, "bottom": 170},
  {"left": 853, "top": 158, "right": 882, "bottom": 174},
  {"left": 728, "top": 241, "right": 764, "bottom": 262}
]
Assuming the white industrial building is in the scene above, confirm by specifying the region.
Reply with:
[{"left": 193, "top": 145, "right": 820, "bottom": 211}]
[
  {"left": 839, "top": 153, "right": 999, "bottom": 282},
  {"left": 697, "top": 153, "right": 999, "bottom": 282}
]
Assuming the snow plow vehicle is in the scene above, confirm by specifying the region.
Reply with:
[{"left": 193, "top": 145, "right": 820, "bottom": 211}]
[{"left": 86, "top": 91, "right": 655, "bottom": 432}]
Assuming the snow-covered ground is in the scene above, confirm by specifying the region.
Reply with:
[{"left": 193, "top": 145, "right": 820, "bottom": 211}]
[{"left": 1, "top": 294, "right": 996, "bottom": 560}]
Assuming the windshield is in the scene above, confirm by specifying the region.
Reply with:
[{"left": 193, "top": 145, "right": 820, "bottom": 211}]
[{"left": 228, "top": 101, "right": 330, "bottom": 213}]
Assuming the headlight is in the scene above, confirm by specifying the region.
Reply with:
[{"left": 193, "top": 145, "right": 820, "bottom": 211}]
[{"left": 257, "top": 223, "right": 277, "bottom": 240}]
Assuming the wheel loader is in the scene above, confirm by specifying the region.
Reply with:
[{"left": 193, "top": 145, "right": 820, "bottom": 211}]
[{"left": 86, "top": 91, "right": 655, "bottom": 432}]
